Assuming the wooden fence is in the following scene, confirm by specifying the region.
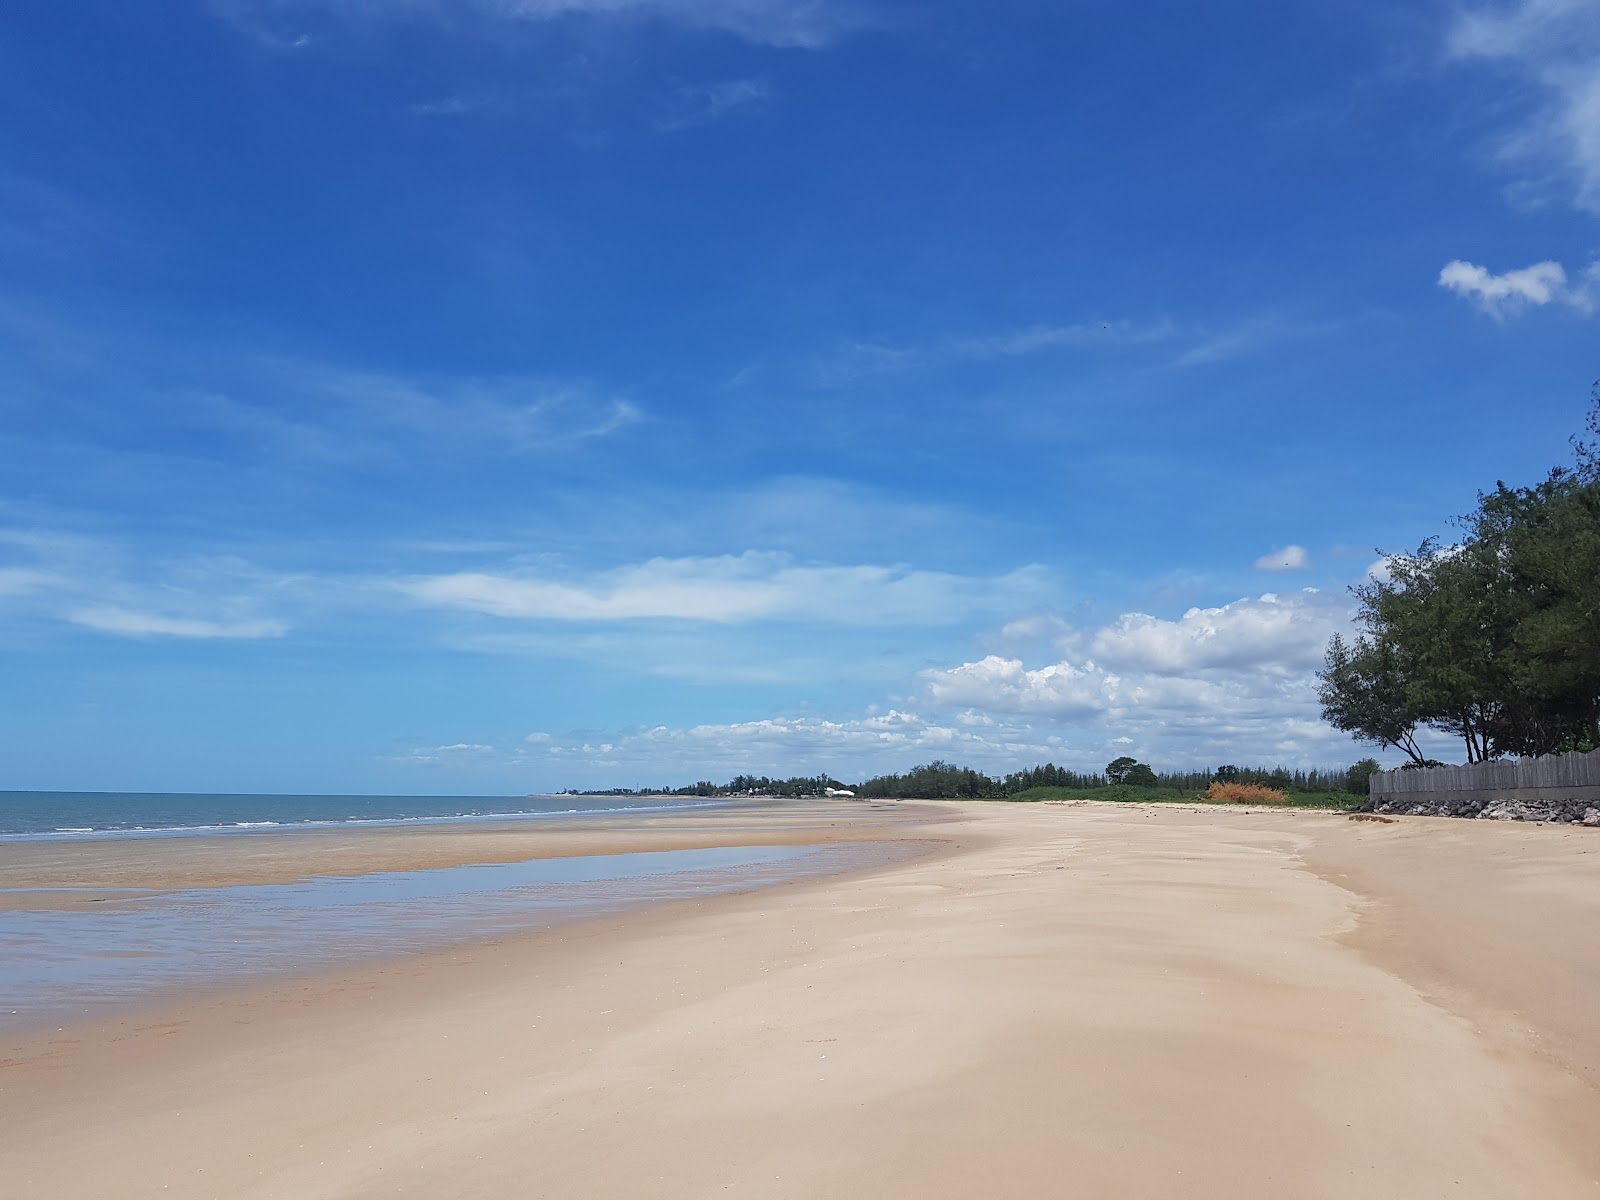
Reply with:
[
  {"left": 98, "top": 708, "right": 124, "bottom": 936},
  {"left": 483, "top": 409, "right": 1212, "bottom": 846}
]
[{"left": 1370, "top": 747, "right": 1600, "bottom": 808}]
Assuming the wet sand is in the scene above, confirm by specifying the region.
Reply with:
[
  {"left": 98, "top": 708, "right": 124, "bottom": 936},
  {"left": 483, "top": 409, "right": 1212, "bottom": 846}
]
[
  {"left": 0, "top": 797, "right": 935, "bottom": 904},
  {"left": 2, "top": 800, "right": 1597, "bottom": 1198}
]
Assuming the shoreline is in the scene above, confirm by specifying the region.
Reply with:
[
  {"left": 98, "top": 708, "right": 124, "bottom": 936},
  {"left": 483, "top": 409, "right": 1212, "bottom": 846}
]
[
  {"left": 0, "top": 795, "right": 941, "bottom": 898},
  {"left": 2, "top": 802, "right": 1596, "bottom": 1198},
  {"left": 0, "top": 798, "right": 955, "bottom": 1032}
]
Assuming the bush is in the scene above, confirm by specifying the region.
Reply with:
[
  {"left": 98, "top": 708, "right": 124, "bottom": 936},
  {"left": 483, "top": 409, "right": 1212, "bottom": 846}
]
[{"left": 1203, "top": 781, "right": 1289, "bottom": 805}]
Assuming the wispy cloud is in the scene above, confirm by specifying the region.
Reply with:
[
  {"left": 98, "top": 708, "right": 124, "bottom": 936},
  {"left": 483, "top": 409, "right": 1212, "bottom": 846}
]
[
  {"left": 1254, "top": 544, "right": 1309, "bottom": 571},
  {"left": 0, "top": 523, "right": 301, "bottom": 641},
  {"left": 1172, "top": 316, "right": 1336, "bottom": 367},
  {"left": 0, "top": 305, "right": 644, "bottom": 464},
  {"left": 1438, "top": 257, "right": 1599, "bottom": 317},
  {"left": 808, "top": 314, "right": 1333, "bottom": 387},
  {"left": 946, "top": 319, "right": 1175, "bottom": 360},
  {"left": 400, "top": 552, "right": 1053, "bottom": 626},
  {"left": 216, "top": 0, "right": 875, "bottom": 50},
  {"left": 1446, "top": 0, "right": 1600, "bottom": 212},
  {"left": 655, "top": 78, "right": 768, "bottom": 132},
  {"left": 67, "top": 607, "right": 288, "bottom": 640},
  {"left": 409, "top": 95, "right": 491, "bottom": 118},
  {"left": 199, "top": 360, "right": 644, "bottom": 460},
  {"left": 810, "top": 319, "right": 1177, "bottom": 387}
]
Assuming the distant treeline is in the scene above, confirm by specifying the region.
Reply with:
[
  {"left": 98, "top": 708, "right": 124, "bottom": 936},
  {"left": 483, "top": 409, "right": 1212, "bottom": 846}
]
[
  {"left": 562, "top": 774, "right": 844, "bottom": 798},
  {"left": 852, "top": 759, "right": 1376, "bottom": 799},
  {"left": 562, "top": 758, "right": 1378, "bottom": 799}
]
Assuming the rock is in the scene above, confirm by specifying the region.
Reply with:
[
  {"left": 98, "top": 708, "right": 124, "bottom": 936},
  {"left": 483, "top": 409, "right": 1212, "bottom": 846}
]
[{"left": 1582, "top": 808, "right": 1600, "bottom": 828}]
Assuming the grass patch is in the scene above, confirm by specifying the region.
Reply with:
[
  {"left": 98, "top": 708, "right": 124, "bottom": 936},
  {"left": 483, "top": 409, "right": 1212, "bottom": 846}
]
[
  {"left": 1002, "top": 785, "right": 1178, "bottom": 803},
  {"left": 1282, "top": 790, "right": 1368, "bottom": 811}
]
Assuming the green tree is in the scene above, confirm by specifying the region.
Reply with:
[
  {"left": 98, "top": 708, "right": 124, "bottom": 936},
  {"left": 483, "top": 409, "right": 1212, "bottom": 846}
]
[
  {"left": 1346, "top": 758, "right": 1381, "bottom": 795},
  {"left": 1105, "top": 756, "right": 1156, "bottom": 786},
  {"left": 1317, "top": 631, "right": 1430, "bottom": 766},
  {"left": 1321, "top": 391, "right": 1600, "bottom": 762}
]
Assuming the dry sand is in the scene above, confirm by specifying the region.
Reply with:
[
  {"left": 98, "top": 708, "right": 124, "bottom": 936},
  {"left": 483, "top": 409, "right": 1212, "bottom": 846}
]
[{"left": 2, "top": 800, "right": 1597, "bottom": 1198}]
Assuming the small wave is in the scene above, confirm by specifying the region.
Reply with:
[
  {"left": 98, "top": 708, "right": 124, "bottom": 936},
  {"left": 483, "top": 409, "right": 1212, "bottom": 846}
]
[
  {"left": 54, "top": 827, "right": 95, "bottom": 834},
  {"left": 2, "top": 799, "right": 728, "bottom": 842}
]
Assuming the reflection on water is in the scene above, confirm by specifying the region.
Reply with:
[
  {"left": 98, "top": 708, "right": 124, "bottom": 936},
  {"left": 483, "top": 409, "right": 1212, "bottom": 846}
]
[{"left": 0, "top": 843, "right": 894, "bottom": 1028}]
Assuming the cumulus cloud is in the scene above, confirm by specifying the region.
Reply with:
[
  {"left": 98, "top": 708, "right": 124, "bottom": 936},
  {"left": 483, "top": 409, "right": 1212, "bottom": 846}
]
[
  {"left": 919, "top": 590, "right": 1358, "bottom": 762},
  {"left": 1438, "top": 258, "right": 1598, "bottom": 318},
  {"left": 1254, "top": 544, "right": 1308, "bottom": 571},
  {"left": 1087, "top": 592, "right": 1337, "bottom": 674},
  {"left": 68, "top": 606, "right": 288, "bottom": 639},
  {"left": 496, "top": 708, "right": 1070, "bottom": 781},
  {"left": 400, "top": 553, "right": 1051, "bottom": 626},
  {"left": 1446, "top": 0, "right": 1600, "bottom": 212},
  {"left": 389, "top": 588, "right": 1371, "bottom": 785}
]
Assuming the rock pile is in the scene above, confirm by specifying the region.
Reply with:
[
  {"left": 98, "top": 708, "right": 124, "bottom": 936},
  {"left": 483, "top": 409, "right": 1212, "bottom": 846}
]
[{"left": 1367, "top": 795, "right": 1600, "bottom": 824}]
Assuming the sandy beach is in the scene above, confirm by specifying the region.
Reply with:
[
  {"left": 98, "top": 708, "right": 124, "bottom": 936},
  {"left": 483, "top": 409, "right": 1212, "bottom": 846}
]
[{"left": 2, "top": 799, "right": 1597, "bottom": 1198}]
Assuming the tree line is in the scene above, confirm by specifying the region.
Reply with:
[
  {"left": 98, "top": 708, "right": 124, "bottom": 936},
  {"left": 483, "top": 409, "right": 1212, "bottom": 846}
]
[
  {"left": 852, "top": 757, "right": 1376, "bottom": 798},
  {"left": 1319, "top": 389, "right": 1600, "bottom": 765},
  {"left": 566, "top": 757, "right": 1379, "bottom": 799}
]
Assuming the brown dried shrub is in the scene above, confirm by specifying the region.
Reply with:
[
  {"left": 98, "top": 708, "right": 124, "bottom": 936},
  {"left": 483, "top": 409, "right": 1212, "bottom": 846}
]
[{"left": 1203, "top": 781, "right": 1289, "bottom": 805}]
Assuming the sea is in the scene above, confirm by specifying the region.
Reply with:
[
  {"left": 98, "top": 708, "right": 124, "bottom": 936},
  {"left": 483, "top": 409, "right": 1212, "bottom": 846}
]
[
  {"left": 0, "top": 789, "right": 720, "bottom": 839},
  {"left": 0, "top": 791, "right": 906, "bottom": 1030}
]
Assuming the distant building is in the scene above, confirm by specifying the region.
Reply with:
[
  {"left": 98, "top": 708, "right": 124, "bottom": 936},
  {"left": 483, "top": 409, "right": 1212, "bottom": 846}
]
[{"left": 823, "top": 787, "right": 856, "bottom": 798}]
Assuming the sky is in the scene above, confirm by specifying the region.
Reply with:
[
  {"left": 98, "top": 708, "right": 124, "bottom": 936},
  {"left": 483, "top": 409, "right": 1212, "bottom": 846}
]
[{"left": 2, "top": 0, "right": 1598, "bottom": 794}]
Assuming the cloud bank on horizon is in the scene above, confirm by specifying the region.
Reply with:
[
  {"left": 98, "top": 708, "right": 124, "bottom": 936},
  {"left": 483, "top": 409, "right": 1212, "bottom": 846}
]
[{"left": 0, "top": 0, "right": 1594, "bottom": 791}]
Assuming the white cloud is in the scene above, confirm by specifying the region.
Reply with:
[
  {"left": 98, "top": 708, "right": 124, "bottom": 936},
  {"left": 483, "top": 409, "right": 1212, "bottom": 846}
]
[
  {"left": 387, "top": 586, "right": 1373, "bottom": 785},
  {"left": 1254, "top": 544, "right": 1309, "bottom": 571},
  {"left": 498, "top": 708, "right": 1067, "bottom": 781},
  {"left": 1446, "top": 0, "right": 1600, "bottom": 212},
  {"left": 68, "top": 606, "right": 288, "bottom": 639},
  {"left": 917, "top": 589, "right": 1359, "bottom": 763},
  {"left": 1087, "top": 591, "right": 1338, "bottom": 674},
  {"left": 400, "top": 553, "right": 1052, "bottom": 626},
  {"left": 1438, "top": 258, "right": 1599, "bottom": 317},
  {"left": 924, "top": 656, "right": 1121, "bottom": 720}
]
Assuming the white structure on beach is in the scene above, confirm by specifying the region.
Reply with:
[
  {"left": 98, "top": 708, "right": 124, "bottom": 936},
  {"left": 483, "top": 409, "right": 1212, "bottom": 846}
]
[{"left": 823, "top": 787, "right": 856, "bottom": 798}]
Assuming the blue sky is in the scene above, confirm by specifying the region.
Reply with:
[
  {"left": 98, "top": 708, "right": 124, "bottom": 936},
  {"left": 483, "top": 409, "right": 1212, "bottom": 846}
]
[{"left": 2, "top": 0, "right": 1597, "bottom": 792}]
